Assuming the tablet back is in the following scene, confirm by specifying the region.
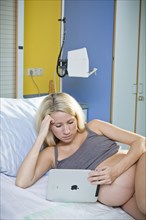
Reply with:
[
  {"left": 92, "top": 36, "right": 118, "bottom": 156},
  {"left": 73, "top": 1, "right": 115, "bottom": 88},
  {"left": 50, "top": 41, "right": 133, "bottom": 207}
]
[{"left": 46, "top": 169, "right": 98, "bottom": 203}]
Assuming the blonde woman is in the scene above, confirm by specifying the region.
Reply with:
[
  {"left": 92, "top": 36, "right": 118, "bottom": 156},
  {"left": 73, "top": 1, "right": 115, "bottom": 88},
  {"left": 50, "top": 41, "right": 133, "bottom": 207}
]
[{"left": 16, "top": 92, "right": 146, "bottom": 220}]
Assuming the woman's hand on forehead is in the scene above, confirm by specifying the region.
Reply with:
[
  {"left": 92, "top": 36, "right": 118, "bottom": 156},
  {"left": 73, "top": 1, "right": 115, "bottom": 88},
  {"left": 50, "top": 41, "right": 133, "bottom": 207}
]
[
  {"left": 38, "top": 115, "right": 54, "bottom": 139},
  {"left": 45, "top": 115, "right": 54, "bottom": 124},
  {"left": 43, "top": 115, "right": 54, "bottom": 124}
]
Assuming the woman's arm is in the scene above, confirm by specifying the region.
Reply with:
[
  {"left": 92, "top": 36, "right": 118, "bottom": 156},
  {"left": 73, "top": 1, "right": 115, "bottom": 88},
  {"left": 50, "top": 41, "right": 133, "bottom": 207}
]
[
  {"left": 88, "top": 119, "right": 146, "bottom": 184},
  {"left": 15, "top": 115, "right": 54, "bottom": 188}
]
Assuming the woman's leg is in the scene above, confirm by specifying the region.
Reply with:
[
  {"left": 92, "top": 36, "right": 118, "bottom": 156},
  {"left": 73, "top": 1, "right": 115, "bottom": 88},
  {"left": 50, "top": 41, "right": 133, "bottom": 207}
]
[
  {"left": 122, "top": 152, "right": 146, "bottom": 220},
  {"left": 135, "top": 152, "right": 146, "bottom": 214},
  {"left": 122, "top": 194, "right": 146, "bottom": 220},
  {"left": 98, "top": 165, "right": 136, "bottom": 206}
]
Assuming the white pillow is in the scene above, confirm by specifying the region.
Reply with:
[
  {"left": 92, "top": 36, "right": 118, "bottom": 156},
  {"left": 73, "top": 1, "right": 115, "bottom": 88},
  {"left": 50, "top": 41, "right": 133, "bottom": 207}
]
[{"left": 0, "top": 96, "right": 46, "bottom": 176}]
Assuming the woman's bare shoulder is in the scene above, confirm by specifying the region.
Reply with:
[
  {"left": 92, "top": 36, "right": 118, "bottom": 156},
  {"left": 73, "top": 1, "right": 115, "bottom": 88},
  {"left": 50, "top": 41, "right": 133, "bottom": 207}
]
[
  {"left": 40, "top": 146, "right": 55, "bottom": 160},
  {"left": 41, "top": 145, "right": 55, "bottom": 153},
  {"left": 86, "top": 119, "right": 104, "bottom": 135},
  {"left": 40, "top": 146, "right": 56, "bottom": 168}
]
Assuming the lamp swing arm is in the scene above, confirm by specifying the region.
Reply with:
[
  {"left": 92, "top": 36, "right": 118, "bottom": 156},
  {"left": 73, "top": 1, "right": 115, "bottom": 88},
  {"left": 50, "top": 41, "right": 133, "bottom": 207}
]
[{"left": 56, "top": 17, "right": 68, "bottom": 78}]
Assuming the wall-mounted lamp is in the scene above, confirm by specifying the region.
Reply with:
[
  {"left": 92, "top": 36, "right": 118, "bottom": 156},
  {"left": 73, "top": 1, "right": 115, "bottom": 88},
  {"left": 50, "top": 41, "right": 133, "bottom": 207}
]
[{"left": 56, "top": 17, "right": 97, "bottom": 78}]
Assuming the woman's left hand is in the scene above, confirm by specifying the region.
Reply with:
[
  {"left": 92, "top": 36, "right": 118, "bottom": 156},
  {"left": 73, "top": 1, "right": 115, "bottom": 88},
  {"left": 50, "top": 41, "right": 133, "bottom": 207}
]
[{"left": 88, "top": 166, "right": 117, "bottom": 185}]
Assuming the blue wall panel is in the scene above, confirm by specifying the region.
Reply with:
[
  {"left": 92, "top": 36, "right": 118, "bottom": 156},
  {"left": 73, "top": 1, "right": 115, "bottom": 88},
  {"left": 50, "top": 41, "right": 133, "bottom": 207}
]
[{"left": 62, "top": 0, "right": 114, "bottom": 122}]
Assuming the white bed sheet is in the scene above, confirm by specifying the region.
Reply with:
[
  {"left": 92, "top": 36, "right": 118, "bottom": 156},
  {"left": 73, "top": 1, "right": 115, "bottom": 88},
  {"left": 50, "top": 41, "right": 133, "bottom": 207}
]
[{"left": 1, "top": 173, "right": 134, "bottom": 220}]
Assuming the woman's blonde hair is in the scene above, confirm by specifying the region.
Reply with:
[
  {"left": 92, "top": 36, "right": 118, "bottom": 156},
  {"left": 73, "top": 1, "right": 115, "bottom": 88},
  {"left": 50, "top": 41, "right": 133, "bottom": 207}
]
[{"left": 35, "top": 92, "right": 86, "bottom": 146}]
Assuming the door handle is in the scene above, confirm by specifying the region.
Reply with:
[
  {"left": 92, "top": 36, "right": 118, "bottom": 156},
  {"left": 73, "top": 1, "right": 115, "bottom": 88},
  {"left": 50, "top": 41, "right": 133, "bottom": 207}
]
[
  {"left": 138, "top": 96, "right": 144, "bottom": 101},
  {"left": 138, "top": 83, "right": 143, "bottom": 94}
]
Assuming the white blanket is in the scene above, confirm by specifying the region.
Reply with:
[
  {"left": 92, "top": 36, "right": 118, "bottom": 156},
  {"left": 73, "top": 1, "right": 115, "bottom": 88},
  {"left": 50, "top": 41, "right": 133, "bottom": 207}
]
[{"left": 1, "top": 173, "right": 134, "bottom": 220}]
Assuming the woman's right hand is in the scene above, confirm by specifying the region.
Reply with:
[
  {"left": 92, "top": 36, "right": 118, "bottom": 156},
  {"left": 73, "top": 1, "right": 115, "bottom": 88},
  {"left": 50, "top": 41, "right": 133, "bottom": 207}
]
[{"left": 38, "top": 115, "right": 54, "bottom": 140}]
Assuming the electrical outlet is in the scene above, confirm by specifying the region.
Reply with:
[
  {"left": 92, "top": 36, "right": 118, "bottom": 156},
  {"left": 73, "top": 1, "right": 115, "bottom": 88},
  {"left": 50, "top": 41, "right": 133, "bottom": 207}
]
[
  {"left": 28, "top": 68, "right": 35, "bottom": 76},
  {"left": 28, "top": 68, "right": 43, "bottom": 76},
  {"left": 35, "top": 68, "right": 43, "bottom": 76}
]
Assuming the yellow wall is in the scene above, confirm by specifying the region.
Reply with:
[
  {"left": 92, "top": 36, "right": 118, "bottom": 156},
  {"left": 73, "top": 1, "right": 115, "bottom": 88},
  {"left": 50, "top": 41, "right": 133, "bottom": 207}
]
[{"left": 24, "top": 0, "right": 61, "bottom": 95}]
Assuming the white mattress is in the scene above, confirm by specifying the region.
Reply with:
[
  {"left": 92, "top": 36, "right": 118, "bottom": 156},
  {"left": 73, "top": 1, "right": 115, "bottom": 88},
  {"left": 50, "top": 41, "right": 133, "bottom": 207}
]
[{"left": 1, "top": 173, "right": 134, "bottom": 220}]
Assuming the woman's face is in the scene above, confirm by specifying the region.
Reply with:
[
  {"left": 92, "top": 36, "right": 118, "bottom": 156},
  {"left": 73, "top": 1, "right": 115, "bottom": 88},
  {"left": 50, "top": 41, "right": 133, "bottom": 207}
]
[{"left": 50, "top": 111, "right": 78, "bottom": 143}]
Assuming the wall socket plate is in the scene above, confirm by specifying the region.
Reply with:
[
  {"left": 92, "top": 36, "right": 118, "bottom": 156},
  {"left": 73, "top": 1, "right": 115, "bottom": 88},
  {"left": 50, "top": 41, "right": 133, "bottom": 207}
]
[{"left": 28, "top": 68, "right": 43, "bottom": 76}]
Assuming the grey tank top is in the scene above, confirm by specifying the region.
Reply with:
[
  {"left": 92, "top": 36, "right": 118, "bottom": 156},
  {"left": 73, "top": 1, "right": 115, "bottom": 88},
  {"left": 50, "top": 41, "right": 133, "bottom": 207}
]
[{"left": 54, "top": 126, "right": 120, "bottom": 170}]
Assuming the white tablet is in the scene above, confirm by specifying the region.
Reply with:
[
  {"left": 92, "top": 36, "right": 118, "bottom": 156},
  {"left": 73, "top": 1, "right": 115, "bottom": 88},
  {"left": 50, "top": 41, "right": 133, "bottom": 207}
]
[{"left": 46, "top": 169, "right": 99, "bottom": 203}]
